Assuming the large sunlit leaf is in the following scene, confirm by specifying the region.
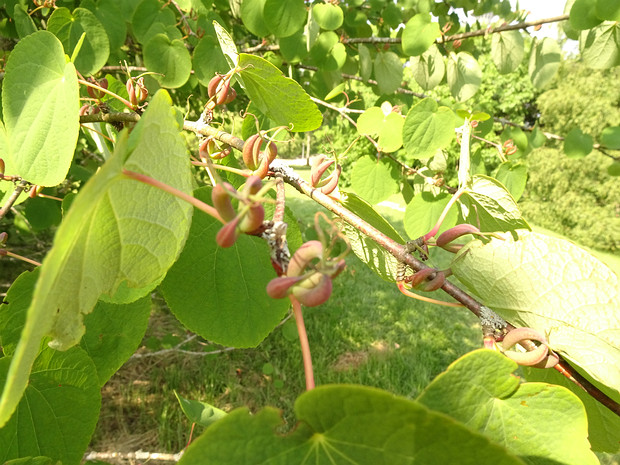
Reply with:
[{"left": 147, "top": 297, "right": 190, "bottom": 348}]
[
  {"left": 0, "top": 91, "right": 193, "bottom": 427},
  {"left": 580, "top": 22, "right": 620, "bottom": 69},
  {"left": 47, "top": 7, "right": 109, "bottom": 75},
  {"left": 1, "top": 31, "right": 79, "bottom": 186},
  {"left": 491, "top": 30, "right": 524, "bottom": 74},
  {"left": 356, "top": 105, "right": 404, "bottom": 153},
  {"left": 446, "top": 52, "right": 481, "bottom": 102},
  {"left": 238, "top": 53, "right": 322, "bottom": 132},
  {"left": 451, "top": 230, "right": 620, "bottom": 393},
  {"left": 402, "top": 98, "right": 456, "bottom": 160},
  {"left": 178, "top": 385, "right": 524, "bottom": 465},
  {"left": 459, "top": 175, "right": 530, "bottom": 233},
  {"left": 528, "top": 38, "right": 561, "bottom": 89},
  {"left": 401, "top": 13, "right": 441, "bottom": 57},
  {"left": 312, "top": 3, "right": 343, "bottom": 31},
  {"left": 350, "top": 156, "right": 400, "bottom": 204},
  {"left": 418, "top": 350, "right": 598, "bottom": 465},
  {"left": 160, "top": 187, "right": 289, "bottom": 348},
  {"left": 143, "top": 33, "right": 192, "bottom": 88},
  {"left": 409, "top": 44, "right": 445, "bottom": 90}
]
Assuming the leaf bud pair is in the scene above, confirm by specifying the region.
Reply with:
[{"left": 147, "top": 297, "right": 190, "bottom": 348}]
[
  {"left": 127, "top": 77, "right": 148, "bottom": 107},
  {"left": 310, "top": 154, "right": 341, "bottom": 195},
  {"left": 501, "top": 327, "right": 559, "bottom": 368},
  {"left": 207, "top": 74, "right": 237, "bottom": 106},
  {"left": 242, "top": 134, "right": 277, "bottom": 178},
  {"left": 87, "top": 77, "right": 108, "bottom": 100},
  {"left": 199, "top": 137, "right": 232, "bottom": 160},
  {"left": 406, "top": 268, "right": 446, "bottom": 292},
  {"left": 435, "top": 223, "right": 481, "bottom": 250}
]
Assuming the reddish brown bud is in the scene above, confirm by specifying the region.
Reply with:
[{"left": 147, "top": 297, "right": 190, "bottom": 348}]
[
  {"left": 266, "top": 275, "right": 305, "bottom": 299},
  {"left": 287, "top": 240, "right": 323, "bottom": 277},
  {"left": 211, "top": 183, "right": 237, "bottom": 222},
  {"left": 238, "top": 204, "right": 265, "bottom": 233},
  {"left": 0, "top": 231, "right": 7, "bottom": 245},
  {"left": 0, "top": 157, "right": 5, "bottom": 176},
  {"left": 436, "top": 223, "right": 481, "bottom": 248},
  {"left": 292, "top": 272, "right": 333, "bottom": 307},
  {"left": 216, "top": 217, "right": 240, "bottom": 248}
]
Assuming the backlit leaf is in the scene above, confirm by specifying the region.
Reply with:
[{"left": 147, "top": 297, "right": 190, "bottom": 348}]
[
  {"left": 596, "top": 0, "right": 620, "bottom": 21},
  {"left": 447, "top": 52, "right": 481, "bottom": 102},
  {"left": 419, "top": 350, "right": 598, "bottom": 465},
  {"left": 451, "top": 230, "right": 620, "bottom": 392},
  {"left": 491, "top": 30, "right": 524, "bottom": 74},
  {"left": 373, "top": 51, "right": 403, "bottom": 95},
  {"left": 580, "top": 22, "right": 620, "bottom": 69},
  {"left": 175, "top": 392, "right": 227, "bottom": 427},
  {"left": 143, "top": 33, "right": 192, "bottom": 88},
  {"left": 312, "top": 3, "right": 343, "bottom": 31},
  {"left": 494, "top": 161, "right": 527, "bottom": 201},
  {"left": 2, "top": 31, "right": 79, "bottom": 186},
  {"left": 402, "top": 98, "right": 455, "bottom": 160},
  {"left": 0, "top": 91, "right": 193, "bottom": 427},
  {"left": 263, "top": 0, "right": 306, "bottom": 38},
  {"left": 570, "top": 0, "right": 603, "bottom": 30},
  {"left": 409, "top": 45, "right": 445, "bottom": 90},
  {"left": 401, "top": 13, "right": 441, "bottom": 57},
  {"left": 528, "top": 38, "right": 561, "bottom": 89},
  {"left": 350, "top": 156, "right": 400, "bottom": 204}
]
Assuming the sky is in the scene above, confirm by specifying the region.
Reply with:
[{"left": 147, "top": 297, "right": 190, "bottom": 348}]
[{"left": 511, "top": 0, "right": 577, "bottom": 53}]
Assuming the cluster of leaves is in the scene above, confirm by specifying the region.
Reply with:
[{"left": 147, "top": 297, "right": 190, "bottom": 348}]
[{"left": 0, "top": 1, "right": 618, "bottom": 464}]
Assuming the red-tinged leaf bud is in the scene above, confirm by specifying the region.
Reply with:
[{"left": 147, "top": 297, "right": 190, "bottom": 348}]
[
  {"left": 0, "top": 157, "right": 5, "bottom": 176},
  {"left": 533, "top": 352, "right": 560, "bottom": 369},
  {"left": 208, "top": 75, "right": 223, "bottom": 99},
  {"left": 242, "top": 175, "right": 263, "bottom": 196},
  {"left": 292, "top": 272, "right": 333, "bottom": 307},
  {"left": 406, "top": 267, "right": 435, "bottom": 287},
  {"left": 252, "top": 157, "right": 270, "bottom": 179},
  {"left": 223, "top": 87, "right": 237, "bottom": 104},
  {"left": 328, "top": 258, "right": 346, "bottom": 278},
  {"left": 242, "top": 134, "right": 262, "bottom": 170},
  {"left": 417, "top": 270, "right": 445, "bottom": 292},
  {"left": 215, "top": 79, "right": 231, "bottom": 105},
  {"left": 266, "top": 275, "right": 305, "bottom": 299},
  {"left": 264, "top": 140, "right": 277, "bottom": 163},
  {"left": 211, "top": 183, "right": 237, "bottom": 222},
  {"left": 216, "top": 217, "right": 240, "bottom": 248},
  {"left": 311, "top": 155, "right": 333, "bottom": 187},
  {"left": 0, "top": 249, "right": 6, "bottom": 256},
  {"left": 501, "top": 327, "right": 548, "bottom": 350},
  {"left": 453, "top": 39, "right": 462, "bottom": 49},
  {"left": 436, "top": 223, "right": 481, "bottom": 248},
  {"left": 319, "top": 164, "right": 341, "bottom": 195},
  {"left": 126, "top": 79, "right": 137, "bottom": 107},
  {"left": 238, "top": 204, "right": 265, "bottom": 233},
  {"left": 0, "top": 231, "right": 7, "bottom": 245},
  {"left": 79, "top": 104, "right": 91, "bottom": 116},
  {"left": 287, "top": 240, "right": 323, "bottom": 277},
  {"left": 503, "top": 343, "right": 549, "bottom": 367}
]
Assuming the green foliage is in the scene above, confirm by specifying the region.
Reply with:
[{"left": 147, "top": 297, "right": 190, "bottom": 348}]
[{"left": 519, "top": 149, "right": 620, "bottom": 253}]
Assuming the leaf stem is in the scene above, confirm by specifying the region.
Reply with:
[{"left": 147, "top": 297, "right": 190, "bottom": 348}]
[
  {"left": 0, "top": 180, "right": 28, "bottom": 221},
  {"left": 1, "top": 249, "right": 42, "bottom": 267},
  {"left": 121, "top": 170, "right": 225, "bottom": 223},
  {"left": 77, "top": 79, "right": 134, "bottom": 110},
  {"left": 396, "top": 281, "right": 463, "bottom": 307},
  {"left": 290, "top": 295, "right": 315, "bottom": 391}
]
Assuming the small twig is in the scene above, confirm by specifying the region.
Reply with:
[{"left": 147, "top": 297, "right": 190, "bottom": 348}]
[
  {"left": 1, "top": 250, "right": 42, "bottom": 267},
  {"left": 0, "top": 180, "right": 28, "bottom": 221},
  {"left": 80, "top": 112, "right": 140, "bottom": 125},
  {"left": 290, "top": 295, "right": 315, "bottom": 390},
  {"left": 84, "top": 450, "right": 183, "bottom": 462}
]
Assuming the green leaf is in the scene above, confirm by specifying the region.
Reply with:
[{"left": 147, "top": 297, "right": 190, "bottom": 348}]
[
  {"left": 213, "top": 21, "right": 240, "bottom": 69},
  {"left": 491, "top": 30, "right": 524, "bottom": 74},
  {"left": 451, "top": 230, "right": 620, "bottom": 392},
  {"left": 528, "top": 38, "right": 561, "bottom": 90},
  {"left": 459, "top": 175, "right": 530, "bottom": 233},
  {"left": 564, "top": 128, "right": 593, "bottom": 158},
  {"left": 580, "top": 22, "right": 620, "bottom": 69},
  {"left": 193, "top": 36, "right": 229, "bottom": 86},
  {"left": 12, "top": 5, "right": 36, "bottom": 38},
  {"left": 522, "top": 364, "right": 620, "bottom": 453},
  {"left": 600, "top": 126, "right": 620, "bottom": 149},
  {"left": 357, "top": 105, "right": 404, "bottom": 152},
  {"left": 23, "top": 196, "right": 62, "bottom": 231},
  {"left": 404, "top": 191, "right": 458, "bottom": 240},
  {"left": 174, "top": 392, "right": 227, "bottom": 427},
  {"left": 177, "top": 385, "right": 524, "bottom": 465},
  {"left": 358, "top": 43, "right": 372, "bottom": 81},
  {"left": 373, "top": 51, "right": 403, "bottom": 95},
  {"left": 4, "top": 457, "right": 56, "bottom": 465},
  {"left": 80, "top": 296, "right": 151, "bottom": 386},
  {"left": 402, "top": 98, "right": 455, "bottom": 160},
  {"left": 143, "top": 34, "right": 192, "bottom": 88},
  {"left": 240, "top": 0, "right": 269, "bottom": 37},
  {"left": 501, "top": 125, "right": 530, "bottom": 158},
  {"left": 408, "top": 44, "right": 445, "bottom": 90},
  {"left": 608, "top": 161, "right": 620, "bottom": 176},
  {"left": 310, "top": 31, "right": 346, "bottom": 71},
  {"left": 81, "top": 0, "right": 127, "bottom": 52},
  {"left": 0, "top": 347, "right": 101, "bottom": 465},
  {"left": 339, "top": 191, "right": 404, "bottom": 244},
  {"left": 494, "top": 161, "right": 528, "bottom": 201},
  {"left": 350, "top": 156, "right": 400, "bottom": 204},
  {"left": 446, "top": 52, "right": 481, "bottom": 102},
  {"left": 2, "top": 30, "right": 80, "bottom": 186},
  {"left": 312, "top": 3, "right": 343, "bottom": 31},
  {"left": 596, "top": 0, "right": 620, "bottom": 21},
  {"left": 418, "top": 350, "right": 599, "bottom": 465},
  {"left": 160, "top": 187, "right": 289, "bottom": 348},
  {"left": 528, "top": 125, "right": 547, "bottom": 148},
  {"left": 402, "top": 13, "right": 441, "bottom": 56},
  {"left": 263, "top": 0, "right": 306, "bottom": 38},
  {"left": 131, "top": 0, "right": 177, "bottom": 44},
  {"left": 0, "top": 90, "right": 193, "bottom": 427},
  {"left": 570, "top": 0, "right": 603, "bottom": 30},
  {"left": 238, "top": 53, "right": 322, "bottom": 132},
  {"left": 47, "top": 7, "right": 109, "bottom": 75},
  {"left": 279, "top": 29, "right": 308, "bottom": 63}
]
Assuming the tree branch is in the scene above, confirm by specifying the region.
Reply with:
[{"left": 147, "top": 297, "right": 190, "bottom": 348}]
[{"left": 0, "top": 180, "right": 28, "bottom": 221}]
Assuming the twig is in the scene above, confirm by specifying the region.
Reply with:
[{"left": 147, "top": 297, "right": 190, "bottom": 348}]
[
  {"left": 0, "top": 180, "right": 28, "bottom": 221},
  {"left": 84, "top": 450, "right": 183, "bottom": 462},
  {"left": 80, "top": 112, "right": 140, "bottom": 125}
]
